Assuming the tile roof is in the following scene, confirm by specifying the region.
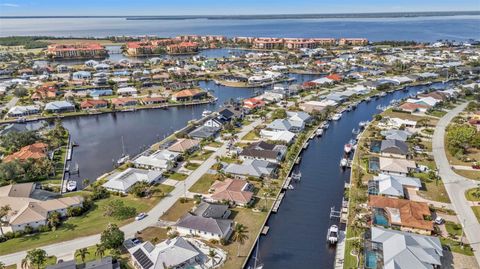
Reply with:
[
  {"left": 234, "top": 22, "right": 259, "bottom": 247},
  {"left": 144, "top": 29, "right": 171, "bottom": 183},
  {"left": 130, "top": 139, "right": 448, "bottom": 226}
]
[
  {"left": 210, "top": 178, "right": 253, "bottom": 205},
  {"left": 3, "top": 142, "right": 48, "bottom": 163}
]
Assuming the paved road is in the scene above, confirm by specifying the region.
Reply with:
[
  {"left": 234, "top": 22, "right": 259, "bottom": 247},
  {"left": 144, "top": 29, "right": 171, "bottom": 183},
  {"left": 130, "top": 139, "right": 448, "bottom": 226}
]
[
  {"left": 432, "top": 102, "right": 480, "bottom": 265},
  {"left": 0, "top": 117, "right": 263, "bottom": 266},
  {"left": 1, "top": 97, "right": 19, "bottom": 119}
]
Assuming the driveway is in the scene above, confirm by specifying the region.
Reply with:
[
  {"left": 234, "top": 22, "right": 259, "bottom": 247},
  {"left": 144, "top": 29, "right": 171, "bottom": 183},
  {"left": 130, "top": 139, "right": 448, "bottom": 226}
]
[
  {"left": 432, "top": 102, "right": 480, "bottom": 265},
  {"left": 0, "top": 117, "right": 264, "bottom": 266}
]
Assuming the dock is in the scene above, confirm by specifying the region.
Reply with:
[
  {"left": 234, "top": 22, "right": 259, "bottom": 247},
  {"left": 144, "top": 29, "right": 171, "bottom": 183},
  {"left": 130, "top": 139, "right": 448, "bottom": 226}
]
[
  {"left": 295, "top": 156, "right": 301, "bottom": 164},
  {"left": 261, "top": 226, "right": 270, "bottom": 235},
  {"left": 334, "top": 230, "right": 346, "bottom": 269},
  {"left": 272, "top": 192, "right": 285, "bottom": 213},
  {"left": 282, "top": 177, "right": 292, "bottom": 190}
]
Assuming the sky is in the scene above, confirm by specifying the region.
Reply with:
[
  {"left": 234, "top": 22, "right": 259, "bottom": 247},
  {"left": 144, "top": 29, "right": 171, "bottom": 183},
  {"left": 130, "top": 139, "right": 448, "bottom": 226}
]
[{"left": 0, "top": 0, "right": 479, "bottom": 16}]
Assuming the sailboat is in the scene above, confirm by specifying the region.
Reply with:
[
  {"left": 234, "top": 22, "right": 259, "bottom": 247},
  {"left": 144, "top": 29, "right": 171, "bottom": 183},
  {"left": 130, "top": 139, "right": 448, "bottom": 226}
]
[
  {"left": 116, "top": 136, "right": 130, "bottom": 165},
  {"left": 248, "top": 238, "right": 264, "bottom": 269}
]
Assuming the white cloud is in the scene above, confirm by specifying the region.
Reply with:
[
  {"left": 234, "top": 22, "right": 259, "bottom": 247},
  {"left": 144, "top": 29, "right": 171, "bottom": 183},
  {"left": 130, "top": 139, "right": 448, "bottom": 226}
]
[{"left": 1, "top": 3, "right": 20, "bottom": 8}]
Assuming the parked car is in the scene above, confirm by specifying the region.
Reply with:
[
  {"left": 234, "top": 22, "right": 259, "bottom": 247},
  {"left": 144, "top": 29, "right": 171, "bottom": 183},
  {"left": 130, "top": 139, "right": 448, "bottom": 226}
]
[
  {"left": 434, "top": 216, "right": 445, "bottom": 225},
  {"left": 472, "top": 163, "right": 480, "bottom": 170},
  {"left": 135, "top": 212, "right": 147, "bottom": 221}
]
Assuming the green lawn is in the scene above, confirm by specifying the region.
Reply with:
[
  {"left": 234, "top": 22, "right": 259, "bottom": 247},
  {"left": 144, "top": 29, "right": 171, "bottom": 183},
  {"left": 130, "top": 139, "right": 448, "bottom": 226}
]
[
  {"left": 416, "top": 175, "right": 451, "bottom": 203},
  {"left": 0, "top": 186, "right": 173, "bottom": 255},
  {"left": 440, "top": 238, "right": 474, "bottom": 256},
  {"left": 454, "top": 169, "right": 480, "bottom": 181},
  {"left": 168, "top": 172, "right": 188, "bottom": 181},
  {"left": 188, "top": 173, "right": 217, "bottom": 194},
  {"left": 465, "top": 188, "right": 480, "bottom": 201},
  {"left": 243, "top": 130, "right": 259, "bottom": 140},
  {"left": 160, "top": 198, "right": 195, "bottom": 222},
  {"left": 472, "top": 206, "right": 480, "bottom": 223},
  {"left": 207, "top": 141, "right": 223, "bottom": 148},
  {"left": 445, "top": 221, "right": 463, "bottom": 237},
  {"left": 190, "top": 150, "right": 214, "bottom": 161},
  {"left": 185, "top": 162, "right": 201, "bottom": 170}
]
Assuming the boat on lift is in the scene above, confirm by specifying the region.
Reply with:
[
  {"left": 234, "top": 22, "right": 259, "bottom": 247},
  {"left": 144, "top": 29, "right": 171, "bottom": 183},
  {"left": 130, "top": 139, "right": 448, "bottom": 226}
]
[
  {"left": 352, "top": 128, "right": 360, "bottom": 135},
  {"left": 331, "top": 113, "right": 342, "bottom": 121},
  {"left": 365, "top": 96, "right": 371, "bottom": 102},
  {"left": 287, "top": 184, "right": 295, "bottom": 190},
  {"left": 202, "top": 110, "right": 212, "bottom": 117},
  {"left": 316, "top": 128, "right": 324, "bottom": 136},
  {"left": 359, "top": 121, "right": 369, "bottom": 129},
  {"left": 340, "top": 158, "right": 348, "bottom": 167},
  {"left": 344, "top": 143, "right": 353, "bottom": 154},
  {"left": 327, "top": 225, "right": 339, "bottom": 244}
]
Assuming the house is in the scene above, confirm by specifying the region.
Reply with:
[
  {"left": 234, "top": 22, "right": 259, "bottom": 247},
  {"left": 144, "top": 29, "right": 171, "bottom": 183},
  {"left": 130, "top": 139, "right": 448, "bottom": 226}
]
[
  {"left": 379, "top": 157, "right": 416, "bottom": 176},
  {"left": 368, "top": 173, "right": 422, "bottom": 198},
  {"left": 175, "top": 213, "right": 233, "bottom": 240},
  {"left": 133, "top": 150, "right": 180, "bottom": 171},
  {"left": 218, "top": 106, "right": 244, "bottom": 121},
  {"left": 102, "top": 168, "right": 163, "bottom": 193},
  {"left": 172, "top": 89, "right": 207, "bottom": 102},
  {"left": 267, "top": 118, "right": 305, "bottom": 133},
  {"left": 80, "top": 99, "right": 108, "bottom": 110},
  {"left": 140, "top": 97, "right": 167, "bottom": 105},
  {"left": 204, "top": 117, "right": 224, "bottom": 128},
  {"left": 128, "top": 237, "right": 202, "bottom": 269},
  {"left": 188, "top": 125, "right": 220, "bottom": 140},
  {"left": 0, "top": 183, "right": 83, "bottom": 233},
  {"left": 259, "top": 130, "right": 296, "bottom": 144},
  {"left": 0, "top": 122, "right": 44, "bottom": 136},
  {"left": 3, "top": 142, "right": 48, "bottom": 163},
  {"left": 46, "top": 257, "right": 119, "bottom": 269},
  {"left": 44, "top": 101, "right": 75, "bottom": 113},
  {"left": 286, "top": 111, "right": 312, "bottom": 126},
  {"left": 7, "top": 105, "right": 40, "bottom": 117},
  {"left": 243, "top": 97, "right": 266, "bottom": 110},
  {"left": 89, "top": 89, "right": 113, "bottom": 98},
  {"left": 398, "top": 102, "right": 430, "bottom": 113},
  {"left": 364, "top": 227, "right": 442, "bottom": 269},
  {"left": 380, "top": 139, "right": 409, "bottom": 158},
  {"left": 239, "top": 141, "right": 287, "bottom": 164},
  {"left": 380, "top": 129, "right": 412, "bottom": 142},
  {"left": 223, "top": 159, "right": 277, "bottom": 178},
  {"left": 111, "top": 97, "right": 138, "bottom": 107},
  {"left": 72, "top": 71, "right": 92, "bottom": 80},
  {"left": 117, "top": 87, "right": 137, "bottom": 96},
  {"left": 192, "top": 202, "right": 231, "bottom": 219},
  {"left": 168, "top": 138, "right": 200, "bottom": 154},
  {"left": 208, "top": 178, "right": 254, "bottom": 206},
  {"left": 368, "top": 195, "right": 433, "bottom": 234},
  {"left": 385, "top": 117, "right": 417, "bottom": 128},
  {"left": 299, "top": 101, "right": 328, "bottom": 113}
]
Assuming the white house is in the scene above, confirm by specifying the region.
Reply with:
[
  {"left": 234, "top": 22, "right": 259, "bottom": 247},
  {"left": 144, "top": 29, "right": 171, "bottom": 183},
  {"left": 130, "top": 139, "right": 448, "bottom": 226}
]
[
  {"left": 102, "top": 168, "right": 162, "bottom": 193},
  {"left": 117, "top": 87, "right": 138, "bottom": 96},
  {"left": 7, "top": 105, "right": 40, "bottom": 117}
]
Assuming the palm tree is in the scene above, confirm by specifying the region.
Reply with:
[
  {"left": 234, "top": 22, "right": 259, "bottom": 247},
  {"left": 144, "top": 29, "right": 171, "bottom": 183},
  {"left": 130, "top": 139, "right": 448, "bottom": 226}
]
[
  {"left": 95, "top": 244, "right": 106, "bottom": 258},
  {"left": 232, "top": 223, "right": 249, "bottom": 257},
  {"left": 47, "top": 212, "right": 61, "bottom": 231},
  {"left": 0, "top": 204, "right": 11, "bottom": 236},
  {"left": 22, "top": 249, "right": 47, "bottom": 269},
  {"left": 208, "top": 249, "right": 218, "bottom": 268},
  {"left": 76, "top": 248, "right": 90, "bottom": 263}
]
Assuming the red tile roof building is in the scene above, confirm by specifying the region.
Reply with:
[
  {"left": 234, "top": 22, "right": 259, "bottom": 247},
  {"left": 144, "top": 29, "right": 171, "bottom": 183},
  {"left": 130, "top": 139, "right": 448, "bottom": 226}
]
[
  {"left": 80, "top": 99, "right": 109, "bottom": 110},
  {"left": 126, "top": 39, "right": 176, "bottom": 56},
  {"left": 338, "top": 38, "right": 369, "bottom": 46},
  {"left": 166, "top": 42, "right": 199, "bottom": 54},
  {"left": 46, "top": 43, "right": 106, "bottom": 59},
  {"left": 3, "top": 142, "right": 48, "bottom": 163},
  {"left": 243, "top": 97, "right": 266, "bottom": 110},
  {"left": 210, "top": 178, "right": 254, "bottom": 206}
]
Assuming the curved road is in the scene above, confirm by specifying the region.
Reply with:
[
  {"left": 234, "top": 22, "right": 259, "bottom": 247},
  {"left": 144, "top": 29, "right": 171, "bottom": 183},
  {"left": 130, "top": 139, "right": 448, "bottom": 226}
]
[
  {"left": 432, "top": 102, "right": 480, "bottom": 265},
  {"left": 0, "top": 117, "right": 263, "bottom": 266}
]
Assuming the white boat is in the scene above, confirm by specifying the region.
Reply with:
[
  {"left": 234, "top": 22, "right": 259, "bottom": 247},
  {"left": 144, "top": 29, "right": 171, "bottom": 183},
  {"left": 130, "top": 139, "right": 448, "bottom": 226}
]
[
  {"left": 331, "top": 113, "right": 342, "bottom": 121},
  {"left": 324, "top": 123, "right": 330, "bottom": 129},
  {"left": 344, "top": 143, "right": 353, "bottom": 154},
  {"left": 359, "top": 121, "right": 369, "bottom": 129},
  {"left": 340, "top": 158, "right": 348, "bottom": 167},
  {"left": 352, "top": 128, "right": 360, "bottom": 135},
  {"left": 66, "top": 181, "right": 77, "bottom": 192},
  {"left": 316, "top": 128, "right": 324, "bottom": 136},
  {"left": 202, "top": 110, "right": 212, "bottom": 117},
  {"left": 365, "top": 96, "right": 371, "bottom": 102},
  {"left": 379, "top": 92, "right": 387, "bottom": 97},
  {"left": 287, "top": 184, "right": 295, "bottom": 190},
  {"left": 117, "top": 136, "right": 130, "bottom": 165},
  {"left": 327, "top": 225, "right": 339, "bottom": 244}
]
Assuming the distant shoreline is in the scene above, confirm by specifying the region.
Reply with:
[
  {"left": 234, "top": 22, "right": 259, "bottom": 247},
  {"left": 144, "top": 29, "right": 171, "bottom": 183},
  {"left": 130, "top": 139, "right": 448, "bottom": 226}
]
[{"left": 1, "top": 11, "right": 479, "bottom": 20}]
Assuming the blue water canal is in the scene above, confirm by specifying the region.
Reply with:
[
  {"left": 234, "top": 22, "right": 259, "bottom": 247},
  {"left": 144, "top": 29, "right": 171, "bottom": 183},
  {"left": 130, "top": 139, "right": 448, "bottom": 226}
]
[{"left": 245, "top": 82, "right": 451, "bottom": 268}]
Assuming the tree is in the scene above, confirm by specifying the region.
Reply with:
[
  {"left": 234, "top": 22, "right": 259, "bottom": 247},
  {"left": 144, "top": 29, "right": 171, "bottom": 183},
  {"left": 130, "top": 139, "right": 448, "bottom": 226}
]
[
  {"left": 446, "top": 124, "right": 477, "bottom": 155},
  {"left": 232, "top": 223, "right": 249, "bottom": 257},
  {"left": 271, "top": 109, "right": 287, "bottom": 120},
  {"left": 22, "top": 249, "right": 47, "bottom": 269},
  {"left": 47, "top": 212, "right": 61, "bottom": 230},
  {"left": 208, "top": 249, "right": 219, "bottom": 268},
  {"left": 100, "top": 223, "right": 124, "bottom": 249},
  {"left": 95, "top": 244, "right": 106, "bottom": 258},
  {"left": 76, "top": 248, "right": 90, "bottom": 263},
  {"left": 13, "top": 87, "right": 28, "bottom": 98},
  {"left": 0, "top": 204, "right": 11, "bottom": 236}
]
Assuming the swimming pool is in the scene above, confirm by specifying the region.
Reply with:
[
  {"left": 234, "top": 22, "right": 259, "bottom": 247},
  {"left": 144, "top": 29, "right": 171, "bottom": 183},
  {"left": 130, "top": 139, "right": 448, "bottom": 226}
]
[
  {"left": 365, "top": 251, "right": 378, "bottom": 269},
  {"left": 373, "top": 211, "right": 389, "bottom": 226}
]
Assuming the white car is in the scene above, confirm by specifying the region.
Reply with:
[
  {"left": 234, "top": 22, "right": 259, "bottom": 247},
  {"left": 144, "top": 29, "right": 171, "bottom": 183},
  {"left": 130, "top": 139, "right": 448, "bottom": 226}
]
[
  {"left": 135, "top": 212, "right": 147, "bottom": 221},
  {"left": 434, "top": 216, "right": 445, "bottom": 225}
]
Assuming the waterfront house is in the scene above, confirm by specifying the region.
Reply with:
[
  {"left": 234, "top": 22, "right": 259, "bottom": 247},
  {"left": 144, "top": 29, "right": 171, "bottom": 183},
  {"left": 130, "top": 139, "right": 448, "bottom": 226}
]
[
  {"left": 384, "top": 117, "right": 417, "bottom": 129},
  {"left": 380, "top": 139, "right": 409, "bottom": 158},
  {"left": 208, "top": 178, "right": 254, "bottom": 206},
  {"left": 133, "top": 149, "right": 180, "bottom": 171},
  {"left": 192, "top": 202, "right": 231, "bottom": 219},
  {"left": 380, "top": 129, "right": 412, "bottom": 142},
  {"left": 80, "top": 99, "right": 108, "bottom": 110},
  {"left": 117, "top": 87, "right": 138, "bottom": 96},
  {"left": 7, "top": 105, "right": 40, "bottom": 117},
  {"left": 89, "top": 89, "right": 113, "bottom": 98},
  {"left": 0, "top": 183, "right": 83, "bottom": 233},
  {"left": 204, "top": 117, "right": 224, "bottom": 128},
  {"left": 175, "top": 213, "right": 233, "bottom": 240},
  {"left": 364, "top": 227, "right": 442, "bottom": 269},
  {"left": 102, "top": 168, "right": 163, "bottom": 194},
  {"left": 111, "top": 97, "right": 138, "bottom": 107},
  {"left": 128, "top": 237, "right": 202, "bottom": 269},
  {"left": 168, "top": 138, "right": 200, "bottom": 154},
  {"left": 172, "top": 89, "right": 207, "bottom": 102},
  {"left": 140, "top": 97, "right": 167, "bottom": 105},
  {"left": 243, "top": 97, "right": 266, "bottom": 110},
  {"left": 368, "top": 173, "right": 422, "bottom": 198},
  {"left": 188, "top": 125, "right": 220, "bottom": 140},
  {"left": 398, "top": 102, "right": 430, "bottom": 113},
  {"left": 223, "top": 159, "right": 277, "bottom": 179},
  {"left": 299, "top": 101, "right": 329, "bottom": 113},
  {"left": 3, "top": 142, "right": 48, "bottom": 163},
  {"left": 286, "top": 111, "right": 312, "bottom": 126},
  {"left": 379, "top": 157, "right": 416, "bottom": 176},
  {"left": 44, "top": 101, "right": 75, "bottom": 113},
  {"left": 368, "top": 195, "right": 433, "bottom": 234},
  {"left": 46, "top": 43, "right": 106, "bottom": 59},
  {"left": 259, "top": 130, "right": 296, "bottom": 144},
  {"left": 239, "top": 141, "right": 287, "bottom": 164}
]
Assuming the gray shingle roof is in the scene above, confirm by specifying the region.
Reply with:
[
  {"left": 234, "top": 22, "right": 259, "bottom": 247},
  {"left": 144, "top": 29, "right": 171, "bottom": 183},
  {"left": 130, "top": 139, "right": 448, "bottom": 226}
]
[{"left": 176, "top": 213, "right": 232, "bottom": 236}]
